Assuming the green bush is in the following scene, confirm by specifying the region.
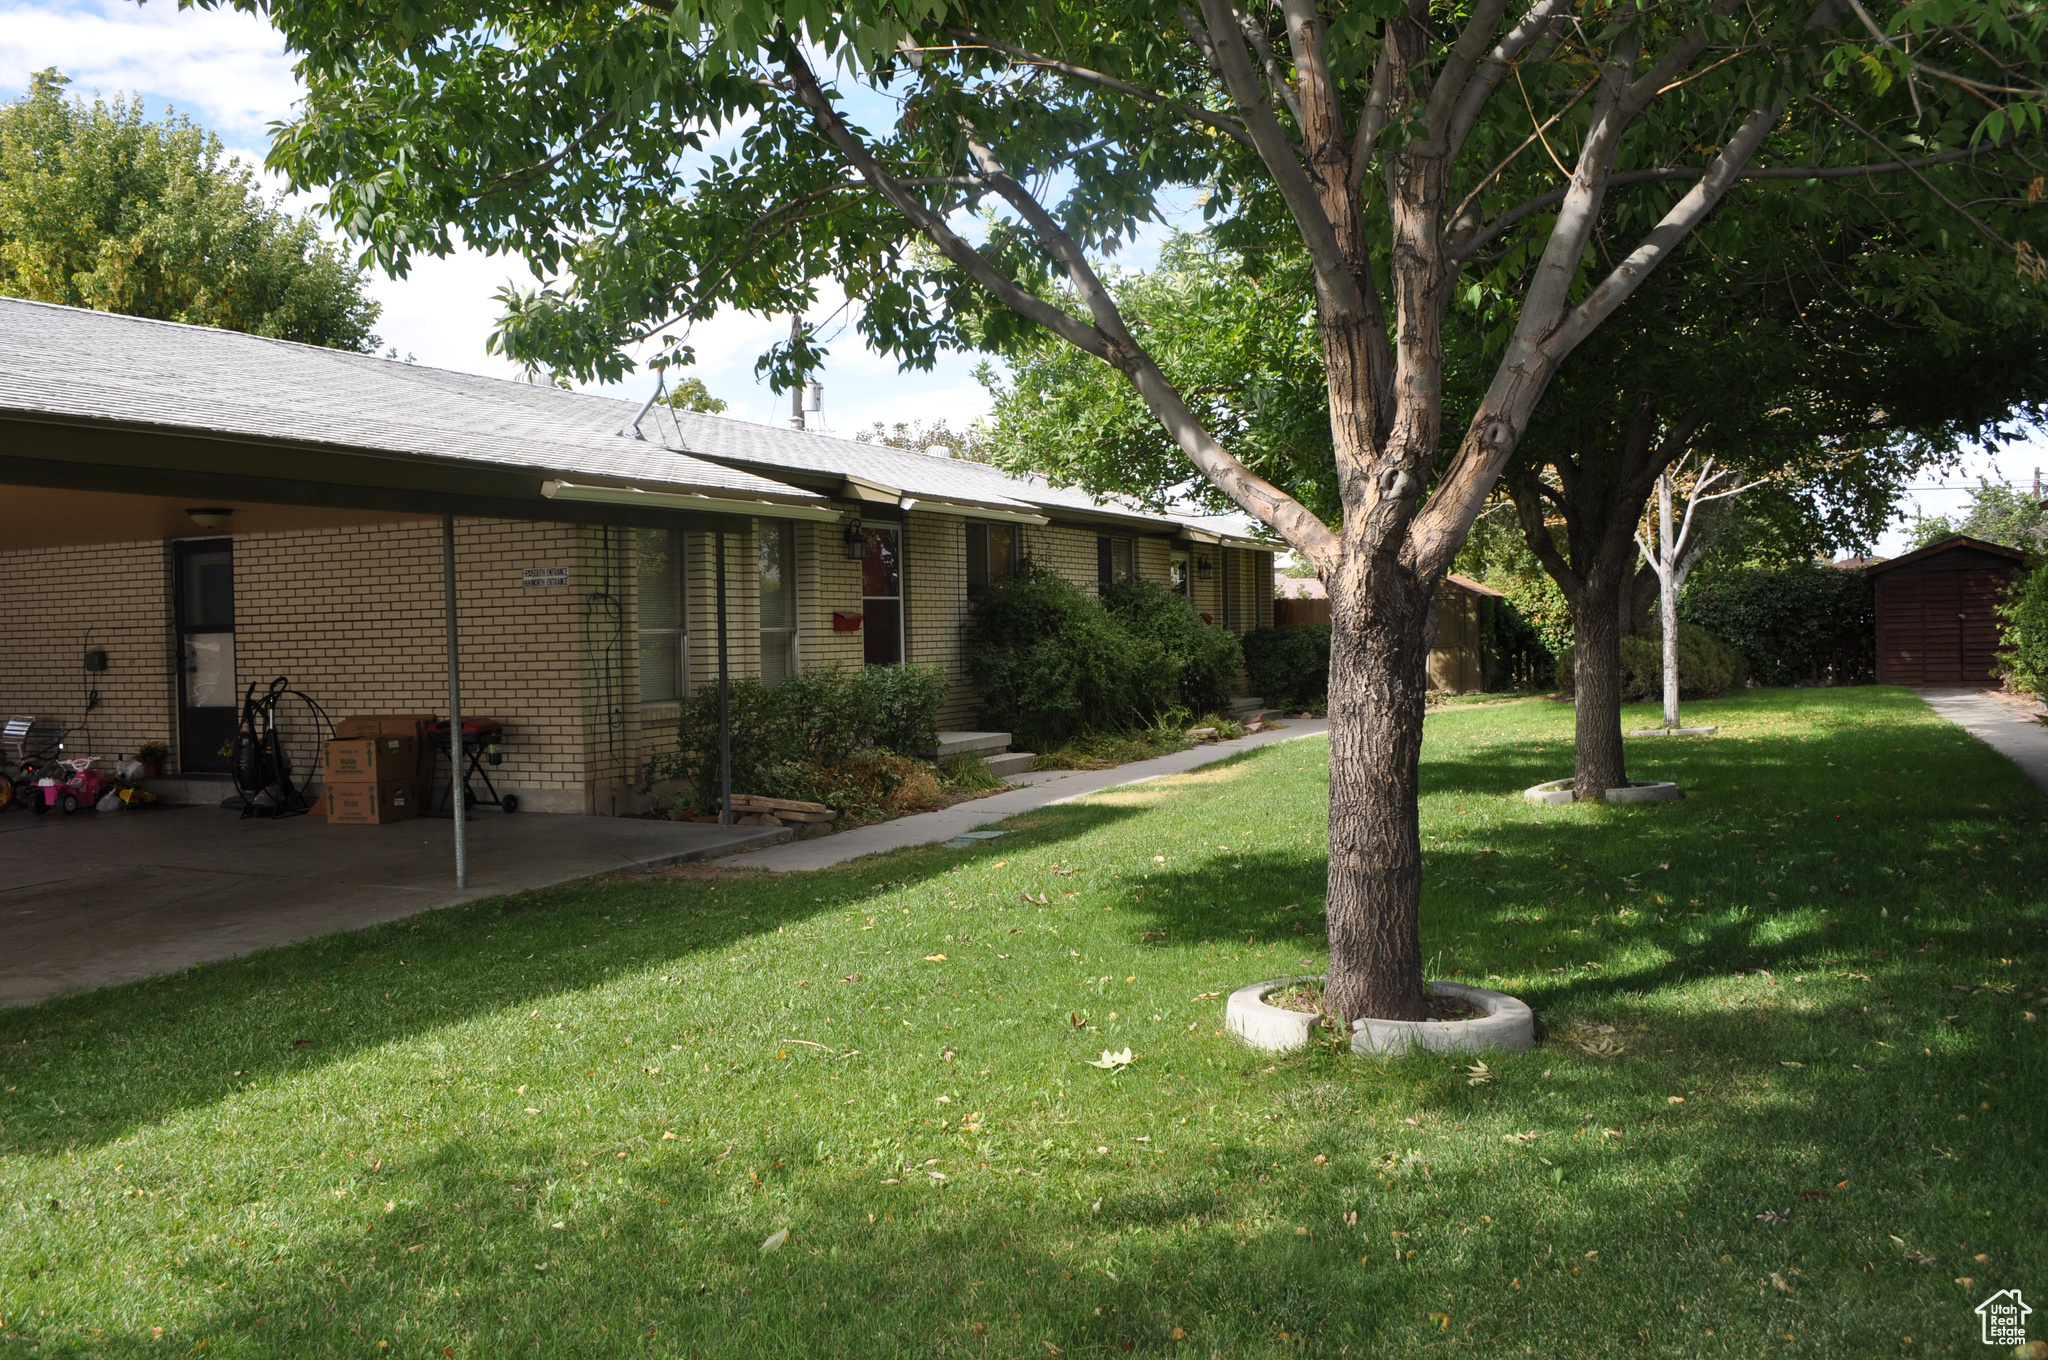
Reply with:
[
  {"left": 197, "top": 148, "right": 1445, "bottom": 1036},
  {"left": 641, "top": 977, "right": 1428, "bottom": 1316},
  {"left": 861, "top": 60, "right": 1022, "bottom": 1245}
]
[
  {"left": 1101, "top": 579, "right": 1244, "bottom": 714},
  {"left": 1679, "top": 562, "right": 1874, "bottom": 686},
  {"left": 1480, "top": 598, "right": 1557, "bottom": 691},
  {"left": 964, "top": 564, "right": 1175, "bottom": 747},
  {"left": 646, "top": 664, "right": 949, "bottom": 814},
  {"left": 1242, "top": 625, "right": 1331, "bottom": 707},
  {"left": 1560, "top": 625, "right": 1749, "bottom": 700},
  {"left": 1997, "top": 561, "right": 2048, "bottom": 696}
]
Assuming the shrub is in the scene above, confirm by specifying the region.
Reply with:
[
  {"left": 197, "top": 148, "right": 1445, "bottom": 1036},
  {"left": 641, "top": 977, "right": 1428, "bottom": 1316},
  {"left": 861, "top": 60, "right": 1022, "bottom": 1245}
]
[
  {"left": 1101, "top": 579, "right": 1244, "bottom": 714},
  {"left": 964, "top": 564, "right": 1174, "bottom": 747},
  {"left": 1679, "top": 562, "right": 1874, "bottom": 686},
  {"left": 1480, "top": 598, "right": 1557, "bottom": 691},
  {"left": 1560, "top": 624, "right": 1749, "bottom": 700},
  {"left": 1997, "top": 561, "right": 2048, "bottom": 696},
  {"left": 646, "top": 663, "right": 949, "bottom": 815},
  {"left": 1242, "top": 624, "right": 1331, "bottom": 707}
]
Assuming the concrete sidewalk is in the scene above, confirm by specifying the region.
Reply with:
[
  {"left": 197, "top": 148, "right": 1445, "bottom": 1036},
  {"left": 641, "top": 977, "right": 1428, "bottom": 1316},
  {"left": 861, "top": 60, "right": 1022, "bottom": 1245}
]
[
  {"left": 1920, "top": 687, "right": 2048, "bottom": 796},
  {"left": 716, "top": 717, "right": 1330, "bottom": 872}
]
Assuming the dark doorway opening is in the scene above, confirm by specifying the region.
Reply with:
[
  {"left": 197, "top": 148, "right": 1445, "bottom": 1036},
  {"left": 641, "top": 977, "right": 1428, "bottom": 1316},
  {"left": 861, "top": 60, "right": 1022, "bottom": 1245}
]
[{"left": 174, "top": 539, "right": 236, "bottom": 773}]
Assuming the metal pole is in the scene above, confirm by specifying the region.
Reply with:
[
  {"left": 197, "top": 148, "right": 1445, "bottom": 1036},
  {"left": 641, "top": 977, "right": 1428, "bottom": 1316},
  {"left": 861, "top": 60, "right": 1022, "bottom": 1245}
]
[
  {"left": 716, "top": 528, "right": 731, "bottom": 826},
  {"left": 442, "top": 514, "right": 467, "bottom": 888}
]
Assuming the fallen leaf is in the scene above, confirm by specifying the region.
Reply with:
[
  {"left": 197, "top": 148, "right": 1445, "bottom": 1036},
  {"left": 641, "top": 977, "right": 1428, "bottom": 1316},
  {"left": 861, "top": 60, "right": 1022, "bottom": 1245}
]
[
  {"left": 1502, "top": 1131, "right": 1543, "bottom": 1145},
  {"left": 1466, "top": 1061, "right": 1494, "bottom": 1086},
  {"left": 1578, "top": 1037, "right": 1626, "bottom": 1059},
  {"left": 661, "top": 1131, "right": 677, "bottom": 1141},
  {"left": 1755, "top": 1210, "right": 1792, "bottom": 1225},
  {"left": 1780, "top": 1060, "right": 1805, "bottom": 1069},
  {"left": 924, "top": 954, "right": 948, "bottom": 962},
  {"left": 1169, "top": 1327, "right": 1186, "bottom": 1341},
  {"left": 1771, "top": 1272, "right": 1793, "bottom": 1293},
  {"left": 761, "top": 1228, "right": 789, "bottom": 1253},
  {"left": 1088, "top": 1048, "right": 1134, "bottom": 1071},
  {"left": 1668, "top": 1096, "right": 1686, "bottom": 1105}
]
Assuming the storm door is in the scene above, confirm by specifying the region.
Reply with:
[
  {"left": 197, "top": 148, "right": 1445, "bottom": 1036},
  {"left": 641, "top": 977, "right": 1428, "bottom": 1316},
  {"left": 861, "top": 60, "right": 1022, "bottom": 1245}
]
[{"left": 174, "top": 540, "right": 237, "bottom": 773}]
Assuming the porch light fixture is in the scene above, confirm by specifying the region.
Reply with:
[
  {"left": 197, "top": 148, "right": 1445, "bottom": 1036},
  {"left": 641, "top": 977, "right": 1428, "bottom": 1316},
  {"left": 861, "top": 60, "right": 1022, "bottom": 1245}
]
[
  {"left": 186, "top": 508, "right": 234, "bottom": 529},
  {"left": 843, "top": 517, "right": 867, "bottom": 561},
  {"left": 1196, "top": 553, "right": 1214, "bottom": 580}
]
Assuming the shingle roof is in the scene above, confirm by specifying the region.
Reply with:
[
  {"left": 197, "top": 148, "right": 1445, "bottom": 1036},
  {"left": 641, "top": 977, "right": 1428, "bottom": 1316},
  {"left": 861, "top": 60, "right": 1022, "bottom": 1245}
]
[
  {"left": 0, "top": 297, "right": 1279, "bottom": 548},
  {"left": 0, "top": 297, "right": 817, "bottom": 504}
]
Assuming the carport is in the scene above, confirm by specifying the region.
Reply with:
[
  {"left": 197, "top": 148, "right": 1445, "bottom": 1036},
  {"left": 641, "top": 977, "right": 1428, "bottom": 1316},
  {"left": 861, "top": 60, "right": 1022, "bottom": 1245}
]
[{"left": 0, "top": 300, "right": 828, "bottom": 1002}]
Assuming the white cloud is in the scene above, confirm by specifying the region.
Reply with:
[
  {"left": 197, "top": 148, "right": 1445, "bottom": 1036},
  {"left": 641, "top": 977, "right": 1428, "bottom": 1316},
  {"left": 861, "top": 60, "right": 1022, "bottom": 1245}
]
[{"left": 0, "top": 0, "right": 296, "bottom": 144}]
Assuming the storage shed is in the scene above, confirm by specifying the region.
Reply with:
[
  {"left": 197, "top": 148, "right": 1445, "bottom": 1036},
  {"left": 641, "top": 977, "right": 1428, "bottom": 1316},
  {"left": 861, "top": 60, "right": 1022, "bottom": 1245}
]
[{"left": 1864, "top": 535, "right": 2025, "bottom": 685}]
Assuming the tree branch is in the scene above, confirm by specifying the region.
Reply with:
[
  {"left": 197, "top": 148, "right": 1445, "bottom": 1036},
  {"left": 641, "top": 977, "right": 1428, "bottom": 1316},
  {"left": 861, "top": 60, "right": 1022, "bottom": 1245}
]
[
  {"left": 939, "top": 25, "right": 1254, "bottom": 148},
  {"left": 1189, "top": 0, "right": 1364, "bottom": 321},
  {"left": 1448, "top": 140, "right": 2019, "bottom": 262},
  {"left": 1442, "top": 0, "right": 1576, "bottom": 160}
]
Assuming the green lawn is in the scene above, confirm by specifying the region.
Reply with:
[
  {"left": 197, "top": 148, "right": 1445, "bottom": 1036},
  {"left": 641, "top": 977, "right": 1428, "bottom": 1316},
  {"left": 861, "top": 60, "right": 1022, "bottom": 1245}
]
[{"left": 3, "top": 687, "right": 2043, "bottom": 1358}]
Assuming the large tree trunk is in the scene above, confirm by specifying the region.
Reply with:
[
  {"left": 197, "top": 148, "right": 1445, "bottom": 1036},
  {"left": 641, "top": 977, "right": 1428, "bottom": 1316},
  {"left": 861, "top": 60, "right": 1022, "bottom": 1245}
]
[
  {"left": 1323, "top": 563, "right": 1432, "bottom": 1025},
  {"left": 1571, "top": 568, "right": 1630, "bottom": 801}
]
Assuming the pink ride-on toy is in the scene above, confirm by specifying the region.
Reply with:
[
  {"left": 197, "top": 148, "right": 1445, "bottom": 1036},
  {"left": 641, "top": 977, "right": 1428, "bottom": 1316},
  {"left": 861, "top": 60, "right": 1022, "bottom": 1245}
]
[{"left": 36, "top": 757, "right": 115, "bottom": 815}]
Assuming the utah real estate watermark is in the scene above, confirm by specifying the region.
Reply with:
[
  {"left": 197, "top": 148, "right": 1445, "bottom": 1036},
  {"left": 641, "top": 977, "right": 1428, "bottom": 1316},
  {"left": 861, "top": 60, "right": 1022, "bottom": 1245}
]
[{"left": 1977, "top": 1288, "right": 2030, "bottom": 1347}]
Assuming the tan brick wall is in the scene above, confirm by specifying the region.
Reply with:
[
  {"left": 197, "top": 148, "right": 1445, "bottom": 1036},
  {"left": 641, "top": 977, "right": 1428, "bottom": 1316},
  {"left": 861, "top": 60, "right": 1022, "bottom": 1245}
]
[
  {"left": 0, "top": 539, "right": 175, "bottom": 764},
  {"left": 232, "top": 518, "right": 614, "bottom": 813}
]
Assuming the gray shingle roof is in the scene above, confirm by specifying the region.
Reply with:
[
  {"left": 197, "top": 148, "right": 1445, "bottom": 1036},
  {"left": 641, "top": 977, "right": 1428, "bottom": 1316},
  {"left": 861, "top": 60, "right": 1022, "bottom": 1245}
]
[
  {"left": 0, "top": 297, "right": 1276, "bottom": 548},
  {"left": 0, "top": 297, "right": 817, "bottom": 504}
]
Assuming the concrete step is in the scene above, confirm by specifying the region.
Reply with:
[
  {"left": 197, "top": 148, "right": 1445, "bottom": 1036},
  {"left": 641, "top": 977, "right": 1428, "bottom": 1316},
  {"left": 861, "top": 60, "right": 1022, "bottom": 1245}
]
[
  {"left": 984, "top": 751, "right": 1036, "bottom": 778},
  {"left": 933, "top": 730, "right": 1013, "bottom": 758}
]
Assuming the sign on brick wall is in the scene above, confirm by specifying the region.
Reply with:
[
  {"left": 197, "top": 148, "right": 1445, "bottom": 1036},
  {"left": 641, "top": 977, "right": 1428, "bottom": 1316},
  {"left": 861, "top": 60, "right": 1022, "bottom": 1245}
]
[{"left": 522, "top": 567, "right": 571, "bottom": 588}]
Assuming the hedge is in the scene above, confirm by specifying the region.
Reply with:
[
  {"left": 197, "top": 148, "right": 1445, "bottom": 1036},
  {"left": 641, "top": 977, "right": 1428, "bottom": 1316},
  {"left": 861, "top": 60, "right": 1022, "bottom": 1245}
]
[{"left": 1679, "top": 562, "right": 1874, "bottom": 686}]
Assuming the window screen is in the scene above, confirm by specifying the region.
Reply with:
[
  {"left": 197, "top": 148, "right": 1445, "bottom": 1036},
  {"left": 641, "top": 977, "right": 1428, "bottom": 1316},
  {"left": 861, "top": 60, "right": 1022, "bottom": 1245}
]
[
  {"left": 1096, "top": 535, "right": 1135, "bottom": 588},
  {"left": 637, "top": 528, "right": 688, "bottom": 702},
  {"left": 862, "top": 525, "right": 902, "bottom": 666},
  {"left": 758, "top": 521, "right": 798, "bottom": 685},
  {"left": 966, "top": 523, "right": 1018, "bottom": 596}
]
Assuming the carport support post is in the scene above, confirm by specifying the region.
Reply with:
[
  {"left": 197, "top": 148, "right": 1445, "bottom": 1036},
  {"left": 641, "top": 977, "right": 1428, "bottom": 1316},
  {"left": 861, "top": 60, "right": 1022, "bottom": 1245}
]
[
  {"left": 715, "top": 529, "right": 731, "bottom": 826},
  {"left": 442, "top": 514, "right": 468, "bottom": 888}
]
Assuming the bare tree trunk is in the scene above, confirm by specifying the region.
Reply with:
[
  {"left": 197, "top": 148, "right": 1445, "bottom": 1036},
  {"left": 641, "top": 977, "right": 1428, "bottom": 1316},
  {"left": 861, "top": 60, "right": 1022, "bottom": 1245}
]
[
  {"left": 1660, "top": 573, "right": 1681, "bottom": 728},
  {"left": 1572, "top": 569, "right": 1629, "bottom": 800},
  {"left": 1322, "top": 563, "right": 1432, "bottom": 1025}
]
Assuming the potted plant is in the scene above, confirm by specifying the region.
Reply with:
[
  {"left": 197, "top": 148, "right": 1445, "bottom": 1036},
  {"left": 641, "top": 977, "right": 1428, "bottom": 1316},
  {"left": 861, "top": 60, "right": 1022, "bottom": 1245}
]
[{"left": 136, "top": 741, "right": 169, "bottom": 779}]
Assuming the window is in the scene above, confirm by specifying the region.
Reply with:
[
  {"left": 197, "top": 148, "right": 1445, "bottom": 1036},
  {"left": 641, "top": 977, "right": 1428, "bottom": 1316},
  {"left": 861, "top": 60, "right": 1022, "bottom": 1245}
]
[
  {"left": 1170, "top": 550, "right": 1190, "bottom": 598},
  {"left": 1096, "top": 535, "right": 1135, "bottom": 589},
  {"left": 862, "top": 524, "right": 903, "bottom": 665},
  {"left": 758, "top": 521, "right": 798, "bottom": 684},
  {"left": 637, "top": 527, "right": 688, "bottom": 702},
  {"left": 966, "top": 522, "right": 1019, "bottom": 596},
  {"left": 1220, "top": 548, "right": 1236, "bottom": 631}
]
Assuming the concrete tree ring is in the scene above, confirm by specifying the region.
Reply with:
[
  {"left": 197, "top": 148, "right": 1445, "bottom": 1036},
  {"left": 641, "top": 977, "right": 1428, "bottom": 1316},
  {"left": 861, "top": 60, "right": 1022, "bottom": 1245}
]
[
  {"left": 1628, "top": 726, "right": 1717, "bottom": 738},
  {"left": 1605, "top": 779, "right": 1682, "bottom": 803},
  {"left": 1351, "top": 981, "right": 1536, "bottom": 1056},
  {"left": 1224, "top": 975, "right": 1325, "bottom": 1052},
  {"left": 1225, "top": 978, "right": 1536, "bottom": 1057},
  {"left": 1523, "top": 778, "right": 1681, "bottom": 805}
]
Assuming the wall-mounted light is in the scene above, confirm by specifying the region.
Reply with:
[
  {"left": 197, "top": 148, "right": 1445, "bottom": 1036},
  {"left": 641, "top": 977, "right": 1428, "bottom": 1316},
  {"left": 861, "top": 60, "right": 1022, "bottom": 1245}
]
[
  {"left": 186, "top": 508, "right": 234, "bottom": 529},
  {"left": 843, "top": 517, "right": 867, "bottom": 561},
  {"left": 1196, "top": 553, "right": 1214, "bottom": 580}
]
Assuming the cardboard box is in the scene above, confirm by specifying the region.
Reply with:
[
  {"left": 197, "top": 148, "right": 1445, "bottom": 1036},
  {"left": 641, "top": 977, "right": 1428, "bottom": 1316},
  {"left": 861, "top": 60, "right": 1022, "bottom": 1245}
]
[
  {"left": 325, "top": 780, "right": 421, "bottom": 825},
  {"left": 334, "top": 714, "right": 436, "bottom": 781},
  {"left": 334, "top": 713, "right": 436, "bottom": 739},
  {"left": 328, "top": 735, "right": 421, "bottom": 783}
]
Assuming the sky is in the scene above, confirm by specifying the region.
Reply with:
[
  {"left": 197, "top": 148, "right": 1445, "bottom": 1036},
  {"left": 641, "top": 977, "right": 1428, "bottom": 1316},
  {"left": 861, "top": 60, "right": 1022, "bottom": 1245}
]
[{"left": 3, "top": 0, "right": 2042, "bottom": 556}]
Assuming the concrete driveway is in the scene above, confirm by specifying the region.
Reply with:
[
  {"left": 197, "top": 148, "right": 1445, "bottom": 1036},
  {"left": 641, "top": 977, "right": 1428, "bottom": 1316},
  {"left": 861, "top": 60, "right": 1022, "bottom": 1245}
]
[{"left": 0, "top": 805, "right": 783, "bottom": 1009}]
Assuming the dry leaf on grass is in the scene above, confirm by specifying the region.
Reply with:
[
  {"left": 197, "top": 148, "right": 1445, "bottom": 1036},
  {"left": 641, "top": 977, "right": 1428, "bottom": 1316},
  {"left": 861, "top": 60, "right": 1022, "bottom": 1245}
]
[
  {"left": 761, "top": 1228, "right": 789, "bottom": 1252},
  {"left": 1578, "top": 1037, "right": 1626, "bottom": 1059},
  {"left": 1088, "top": 1048, "right": 1134, "bottom": 1071},
  {"left": 1466, "top": 1062, "right": 1494, "bottom": 1086}
]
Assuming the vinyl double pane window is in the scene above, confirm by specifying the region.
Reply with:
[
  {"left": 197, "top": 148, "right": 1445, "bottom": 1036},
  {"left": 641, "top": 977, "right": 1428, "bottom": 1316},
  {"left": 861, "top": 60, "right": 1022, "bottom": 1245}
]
[{"left": 637, "top": 528, "right": 688, "bottom": 702}]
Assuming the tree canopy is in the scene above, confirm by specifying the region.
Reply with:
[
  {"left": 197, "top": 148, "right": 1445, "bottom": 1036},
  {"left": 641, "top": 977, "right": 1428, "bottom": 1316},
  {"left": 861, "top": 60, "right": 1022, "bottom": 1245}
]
[
  {"left": 1911, "top": 477, "right": 2048, "bottom": 552},
  {"left": 0, "top": 69, "right": 380, "bottom": 350}
]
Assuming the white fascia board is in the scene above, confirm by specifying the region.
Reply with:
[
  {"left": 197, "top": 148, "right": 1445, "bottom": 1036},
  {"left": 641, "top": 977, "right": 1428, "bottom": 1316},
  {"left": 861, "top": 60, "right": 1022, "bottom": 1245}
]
[
  {"left": 542, "top": 480, "right": 843, "bottom": 523},
  {"left": 897, "top": 496, "right": 1050, "bottom": 526}
]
